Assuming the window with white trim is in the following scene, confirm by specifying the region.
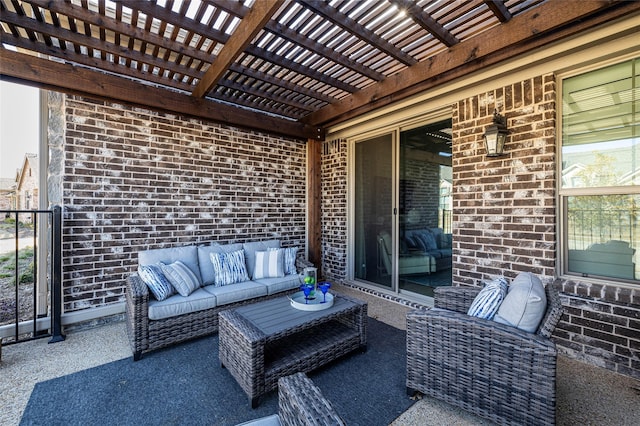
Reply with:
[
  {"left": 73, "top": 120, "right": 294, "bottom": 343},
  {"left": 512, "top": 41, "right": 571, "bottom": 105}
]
[{"left": 561, "top": 57, "right": 639, "bottom": 283}]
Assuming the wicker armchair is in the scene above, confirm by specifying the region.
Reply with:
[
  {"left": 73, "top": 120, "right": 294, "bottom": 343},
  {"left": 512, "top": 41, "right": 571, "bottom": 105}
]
[
  {"left": 406, "top": 283, "right": 564, "bottom": 425},
  {"left": 237, "top": 372, "right": 345, "bottom": 426}
]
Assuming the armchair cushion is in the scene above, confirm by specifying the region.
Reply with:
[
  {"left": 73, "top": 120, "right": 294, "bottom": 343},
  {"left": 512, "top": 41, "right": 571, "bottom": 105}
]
[
  {"left": 467, "top": 276, "right": 508, "bottom": 320},
  {"left": 494, "top": 272, "right": 547, "bottom": 333}
]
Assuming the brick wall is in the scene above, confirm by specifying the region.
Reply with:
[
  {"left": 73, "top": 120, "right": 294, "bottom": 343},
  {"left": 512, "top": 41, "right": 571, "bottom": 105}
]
[
  {"left": 451, "top": 74, "right": 557, "bottom": 284},
  {"left": 451, "top": 74, "right": 640, "bottom": 379},
  {"left": 320, "top": 139, "right": 348, "bottom": 282},
  {"left": 56, "top": 96, "right": 307, "bottom": 312}
]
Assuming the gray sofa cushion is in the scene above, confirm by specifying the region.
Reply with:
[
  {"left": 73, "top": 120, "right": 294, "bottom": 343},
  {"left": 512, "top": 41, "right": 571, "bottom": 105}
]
[
  {"left": 202, "top": 281, "right": 268, "bottom": 306},
  {"left": 243, "top": 240, "right": 281, "bottom": 279},
  {"left": 138, "top": 245, "right": 202, "bottom": 284},
  {"left": 198, "top": 243, "right": 243, "bottom": 286},
  {"left": 254, "top": 274, "right": 301, "bottom": 295},
  {"left": 148, "top": 288, "right": 217, "bottom": 320}
]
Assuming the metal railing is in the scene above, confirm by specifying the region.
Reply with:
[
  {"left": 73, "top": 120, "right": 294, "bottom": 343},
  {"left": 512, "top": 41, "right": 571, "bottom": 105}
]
[
  {"left": 567, "top": 207, "right": 636, "bottom": 250},
  {"left": 0, "top": 206, "right": 64, "bottom": 345}
]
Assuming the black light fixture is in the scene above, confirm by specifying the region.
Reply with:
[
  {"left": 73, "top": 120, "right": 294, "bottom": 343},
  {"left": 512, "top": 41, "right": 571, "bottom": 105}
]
[{"left": 483, "top": 109, "right": 509, "bottom": 157}]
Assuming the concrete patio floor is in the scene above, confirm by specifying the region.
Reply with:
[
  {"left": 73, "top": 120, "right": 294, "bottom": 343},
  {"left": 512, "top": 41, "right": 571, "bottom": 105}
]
[{"left": 1, "top": 284, "right": 638, "bottom": 425}]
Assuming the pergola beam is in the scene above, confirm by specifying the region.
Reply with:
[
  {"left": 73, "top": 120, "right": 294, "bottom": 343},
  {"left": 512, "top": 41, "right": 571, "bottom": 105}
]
[
  {"left": 0, "top": 48, "right": 320, "bottom": 140},
  {"left": 192, "top": 0, "right": 284, "bottom": 98},
  {"left": 303, "top": 0, "right": 640, "bottom": 127}
]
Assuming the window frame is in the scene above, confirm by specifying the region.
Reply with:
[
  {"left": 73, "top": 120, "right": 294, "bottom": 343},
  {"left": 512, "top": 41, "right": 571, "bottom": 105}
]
[{"left": 557, "top": 55, "right": 640, "bottom": 286}]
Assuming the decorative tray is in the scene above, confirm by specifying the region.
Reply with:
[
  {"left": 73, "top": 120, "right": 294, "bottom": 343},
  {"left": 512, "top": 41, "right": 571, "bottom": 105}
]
[{"left": 289, "top": 291, "right": 334, "bottom": 311}]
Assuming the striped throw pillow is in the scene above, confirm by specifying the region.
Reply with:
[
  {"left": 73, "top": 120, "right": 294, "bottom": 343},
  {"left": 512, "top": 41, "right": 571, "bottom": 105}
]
[
  {"left": 283, "top": 246, "right": 299, "bottom": 275},
  {"left": 160, "top": 261, "right": 201, "bottom": 296},
  {"left": 467, "top": 277, "right": 508, "bottom": 320},
  {"left": 138, "top": 264, "right": 175, "bottom": 301},
  {"left": 253, "top": 249, "right": 285, "bottom": 279},
  {"left": 210, "top": 249, "right": 250, "bottom": 287}
]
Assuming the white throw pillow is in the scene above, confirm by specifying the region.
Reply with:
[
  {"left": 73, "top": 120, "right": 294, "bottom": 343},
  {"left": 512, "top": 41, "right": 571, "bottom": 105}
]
[
  {"left": 253, "top": 248, "right": 285, "bottom": 279},
  {"left": 494, "top": 272, "right": 547, "bottom": 333},
  {"left": 467, "top": 277, "right": 508, "bottom": 320}
]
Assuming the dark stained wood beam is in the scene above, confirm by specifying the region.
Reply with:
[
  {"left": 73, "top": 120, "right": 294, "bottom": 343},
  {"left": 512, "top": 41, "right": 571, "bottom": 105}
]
[
  {"left": 192, "top": 0, "right": 284, "bottom": 98},
  {"left": 389, "top": 0, "right": 459, "bottom": 46},
  {"left": 307, "top": 138, "right": 322, "bottom": 273},
  {"left": 265, "top": 20, "right": 385, "bottom": 82},
  {"left": 484, "top": 0, "right": 512, "bottom": 23},
  {"left": 299, "top": 0, "right": 418, "bottom": 67},
  {"left": 209, "top": 0, "right": 385, "bottom": 82},
  {"left": 0, "top": 48, "right": 322, "bottom": 140},
  {"left": 0, "top": 10, "right": 200, "bottom": 82},
  {"left": 25, "top": 0, "right": 333, "bottom": 105},
  {"left": 244, "top": 44, "right": 358, "bottom": 94},
  {"left": 304, "top": 0, "right": 640, "bottom": 127}
]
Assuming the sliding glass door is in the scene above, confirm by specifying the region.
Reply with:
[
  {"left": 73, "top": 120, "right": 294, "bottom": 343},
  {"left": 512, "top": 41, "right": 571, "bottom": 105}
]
[
  {"left": 352, "top": 120, "right": 452, "bottom": 298},
  {"left": 353, "top": 133, "right": 394, "bottom": 289},
  {"left": 398, "top": 121, "right": 452, "bottom": 297}
]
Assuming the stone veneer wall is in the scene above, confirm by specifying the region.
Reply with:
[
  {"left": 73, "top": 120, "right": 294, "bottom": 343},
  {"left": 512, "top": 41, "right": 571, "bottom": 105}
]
[
  {"left": 451, "top": 74, "right": 639, "bottom": 379},
  {"left": 51, "top": 95, "right": 307, "bottom": 313}
]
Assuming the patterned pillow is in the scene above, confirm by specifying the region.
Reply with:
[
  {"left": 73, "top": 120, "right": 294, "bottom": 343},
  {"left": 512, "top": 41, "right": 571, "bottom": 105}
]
[
  {"left": 138, "top": 264, "right": 175, "bottom": 301},
  {"left": 160, "top": 260, "right": 201, "bottom": 297},
  {"left": 210, "top": 249, "right": 250, "bottom": 287},
  {"left": 467, "top": 277, "right": 508, "bottom": 320},
  {"left": 283, "top": 246, "right": 299, "bottom": 275},
  {"left": 253, "top": 248, "right": 285, "bottom": 279}
]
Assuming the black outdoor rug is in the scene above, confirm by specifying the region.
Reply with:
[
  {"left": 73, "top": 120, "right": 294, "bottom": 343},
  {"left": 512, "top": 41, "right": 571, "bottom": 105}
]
[{"left": 20, "top": 318, "right": 413, "bottom": 426}]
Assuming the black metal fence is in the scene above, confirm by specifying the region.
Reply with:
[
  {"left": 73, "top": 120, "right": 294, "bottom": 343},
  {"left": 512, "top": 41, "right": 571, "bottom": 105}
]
[
  {"left": 567, "top": 207, "right": 636, "bottom": 250},
  {"left": 0, "top": 206, "right": 64, "bottom": 345}
]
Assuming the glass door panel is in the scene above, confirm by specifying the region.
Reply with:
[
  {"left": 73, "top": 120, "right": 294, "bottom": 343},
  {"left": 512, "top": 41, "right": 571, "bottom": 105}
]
[
  {"left": 354, "top": 133, "right": 394, "bottom": 289},
  {"left": 398, "top": 120, "right": 453, "bottom": 297}
]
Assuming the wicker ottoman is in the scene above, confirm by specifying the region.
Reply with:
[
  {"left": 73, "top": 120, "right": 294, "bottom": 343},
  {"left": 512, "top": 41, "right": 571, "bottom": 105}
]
[{"left": 219, "top": 293, "right": 367, "bottom": 408}]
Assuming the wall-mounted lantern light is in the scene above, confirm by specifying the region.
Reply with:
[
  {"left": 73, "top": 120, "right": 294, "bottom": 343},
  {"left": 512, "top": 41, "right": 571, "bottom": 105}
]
[{"left": 483, "top": 109, "right": 509, "bottom": 157}]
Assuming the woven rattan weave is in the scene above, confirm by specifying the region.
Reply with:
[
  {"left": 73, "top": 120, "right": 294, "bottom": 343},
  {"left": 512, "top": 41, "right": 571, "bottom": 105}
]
[
  {"left": 219, "top": 294, "right": 367, "bottom": 408},
  {"left": 406, "top": 283, "right": 564, "bottom": 425},
  {"left": 277, "top": 372, "right": 346, "bottom": 426},
  {"left": 125, "top": 273, "right": 297, "bottom": 361}
]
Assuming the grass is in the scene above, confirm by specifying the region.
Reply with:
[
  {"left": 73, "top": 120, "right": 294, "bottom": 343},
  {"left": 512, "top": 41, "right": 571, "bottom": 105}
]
[
  {"left": 0, "top": 246, "right": 35, "bottom": 284},
  {"left": 0, "top": 217, "right": 34, "bottom": 233}
]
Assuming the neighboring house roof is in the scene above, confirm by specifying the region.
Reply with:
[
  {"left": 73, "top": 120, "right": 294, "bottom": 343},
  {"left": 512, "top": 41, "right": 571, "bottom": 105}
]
[
  {"left": 16, "top": 153, "right": 39, "bottom": 191},
  {"left": 0, "top": 177, "right": 15, "bottom": 191}
]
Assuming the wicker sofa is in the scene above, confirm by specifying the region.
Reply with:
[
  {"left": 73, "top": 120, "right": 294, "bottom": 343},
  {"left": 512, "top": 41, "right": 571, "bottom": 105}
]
[
  {"left": 126, "top": 239, "right": 307, "bottom": 361},
  {"left": 237, "top": 372, "right": 345, "bottom": 426},
  {"left": 406, "top": 281, "right": 565, "bottom": 425}
]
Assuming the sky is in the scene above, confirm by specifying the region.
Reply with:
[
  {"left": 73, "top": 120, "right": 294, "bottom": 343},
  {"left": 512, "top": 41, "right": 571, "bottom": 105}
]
[{"left": 0, "top": 81, "right": 40, "bottom": 180}]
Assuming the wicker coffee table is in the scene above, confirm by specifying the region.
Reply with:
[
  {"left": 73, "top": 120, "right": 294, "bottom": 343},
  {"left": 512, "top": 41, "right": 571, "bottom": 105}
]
[{"left": 218, "top": 293, "right": 367, "bottom": 407}]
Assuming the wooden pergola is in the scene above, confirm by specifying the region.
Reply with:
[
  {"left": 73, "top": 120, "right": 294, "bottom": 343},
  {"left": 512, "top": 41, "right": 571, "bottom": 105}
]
[{"left": 1, "top": 0, "right": 638, "bottom": 264}]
